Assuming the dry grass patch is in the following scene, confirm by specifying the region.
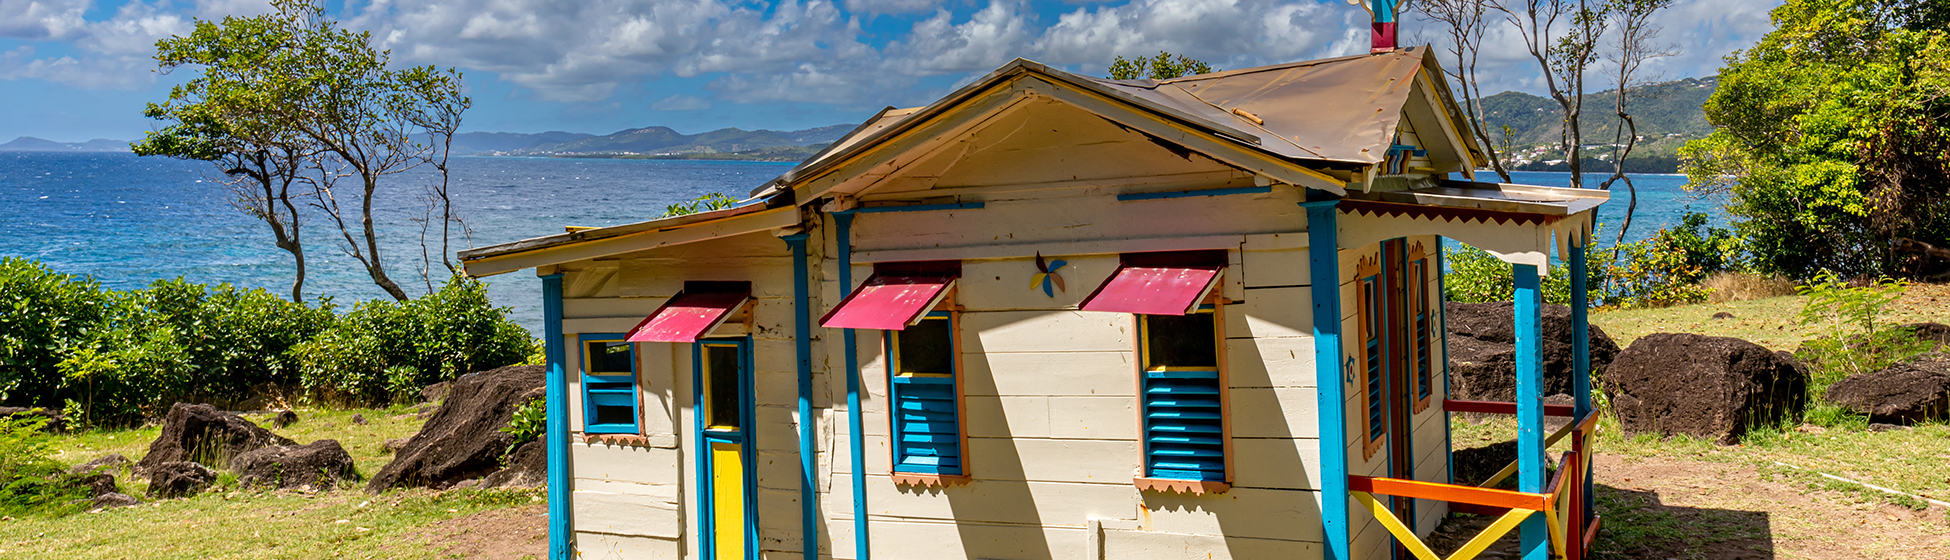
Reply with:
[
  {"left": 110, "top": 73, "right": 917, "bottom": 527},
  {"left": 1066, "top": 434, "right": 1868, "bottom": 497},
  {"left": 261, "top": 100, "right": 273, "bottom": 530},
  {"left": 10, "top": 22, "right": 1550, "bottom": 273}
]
[
  {"left": 1704, "top": 272, "right": 1800, "bottom": 303},
  {"left": 1592, "top": 282, "right": 1950, "bottom": 350}
]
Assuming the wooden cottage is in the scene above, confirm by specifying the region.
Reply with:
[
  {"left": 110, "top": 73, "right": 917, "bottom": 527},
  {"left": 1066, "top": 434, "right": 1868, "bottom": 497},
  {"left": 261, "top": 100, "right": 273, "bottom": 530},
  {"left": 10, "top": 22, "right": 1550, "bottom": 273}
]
[{"left": 461, "top": 46, "right": 1606, "bottom": 560}]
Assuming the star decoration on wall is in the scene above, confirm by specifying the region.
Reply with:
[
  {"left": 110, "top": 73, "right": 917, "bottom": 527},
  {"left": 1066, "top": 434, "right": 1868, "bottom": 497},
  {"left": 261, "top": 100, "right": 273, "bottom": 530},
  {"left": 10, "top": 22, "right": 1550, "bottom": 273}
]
[{"left": 1032, "top": 252, "right": 1067, "bottom": 298}]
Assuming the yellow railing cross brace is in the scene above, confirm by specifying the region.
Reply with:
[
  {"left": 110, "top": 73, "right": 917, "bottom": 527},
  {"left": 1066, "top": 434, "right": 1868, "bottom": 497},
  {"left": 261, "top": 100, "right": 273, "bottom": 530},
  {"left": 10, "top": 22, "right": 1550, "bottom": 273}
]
[
  {"left": 1352, "top": 491, "right": 1535, "bottom": 560},
  {"left": 1478, "top": 419, "right": 1583, "bottom": 488}
]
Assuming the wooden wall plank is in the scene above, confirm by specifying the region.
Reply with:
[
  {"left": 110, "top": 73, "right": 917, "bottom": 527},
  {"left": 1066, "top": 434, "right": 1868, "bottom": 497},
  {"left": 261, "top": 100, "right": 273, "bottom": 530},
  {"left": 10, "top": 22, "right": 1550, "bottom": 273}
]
[
  {"left": 571, "top": 490, "right": 681, "bottom": 539},
  {"left": 1047, "top": 396, "right": 1138, "bottom": 440},
  {"left": 1242, "top": 246, "right": 1312, "bottom": 289},
  {"left": 849, "top": 183, "right": 1303, "bottom": 256},
  {"left": 1225, "top": 336, "right": 1317, "bottom": 389},
  {"left": 1225, "top": 286, "right": 1314, "bottom": 339},
  {"left": 573, "top": 532, "right": 684, "bottom": 559},
  {"left": 964, "top": 395, "right": 1052, "bottom": 439},
  {"left": 1230, "top": 437, "right": 1322, "bottom": 491},
  {"left": 1137, "top": 487, "right": 1325, "bottom": 542},
  {"left": 861, "top": 518, "right": 1090, "bottom": 560},
  {"left": 853, "top": 476, "right": 1135, "bottom": 525},
  {"left": 1101, "top": 530, "right": 1325, "bottom": 560},
  {"left": 966, "top": 437, "right": 1137, "bottom": 484},
  {"left": 571, "top": 442, "right": 680, "bottom": 486},
  {"left": 960, "top": 351, "right": 1135, "bottom": 397},
  {"left": 962, "top": 310, "right": 1132, "bottom": 354},
  {"left": 956, "top": 255, "right": 1120, "bottom": 311},
  {"left": 1228, "top": 387, "right": 1320, "bottom": 439}
]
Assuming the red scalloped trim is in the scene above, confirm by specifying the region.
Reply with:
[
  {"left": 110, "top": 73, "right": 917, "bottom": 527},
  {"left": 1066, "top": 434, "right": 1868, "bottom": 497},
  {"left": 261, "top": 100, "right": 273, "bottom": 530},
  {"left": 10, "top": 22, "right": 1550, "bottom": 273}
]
[
  {"left": 1134, "top": 477, "right": 1231, "bottom": 495},
  {"left": 892, "top": 473, "right": 971, "bottom": 489},
  {"left": 584, "top": 434, "right": 652, "bottom": 448}
]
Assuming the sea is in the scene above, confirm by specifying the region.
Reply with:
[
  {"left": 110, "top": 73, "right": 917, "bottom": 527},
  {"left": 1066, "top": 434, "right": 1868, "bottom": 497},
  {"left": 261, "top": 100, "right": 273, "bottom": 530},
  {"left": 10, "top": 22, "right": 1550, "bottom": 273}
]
[{"left": 0, "top": 152, "right": 1726, "bottom": 335}]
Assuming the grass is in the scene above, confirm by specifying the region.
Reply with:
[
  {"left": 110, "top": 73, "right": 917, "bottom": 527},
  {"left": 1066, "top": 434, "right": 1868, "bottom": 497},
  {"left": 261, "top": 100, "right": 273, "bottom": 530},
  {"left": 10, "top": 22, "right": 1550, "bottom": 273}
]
[
  {"left": 1, "top": 404, "right": 540, "bottom": 559},
  {"left": 1591, "top": 282, "right": 1950, "bottom": 350}
]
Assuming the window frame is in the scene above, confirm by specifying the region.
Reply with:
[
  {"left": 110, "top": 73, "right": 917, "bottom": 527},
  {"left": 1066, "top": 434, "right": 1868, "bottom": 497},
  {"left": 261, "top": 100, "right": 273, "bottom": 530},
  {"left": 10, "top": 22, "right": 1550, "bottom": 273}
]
[
  {"left": 884, "top": 293, "right": 969, "bottom": 487},
  {"left": 579, "top": 333, "right": 641, "bottom": 435},
  {"left": 1355, "top": 254, "right": 1387, "bottom": 462},
  {"left": 1408, "top": 242, "right": 1435, "bottom": 414},
  {"left": 1132, "top": 290, "right": 1232, "bottom": 495}
]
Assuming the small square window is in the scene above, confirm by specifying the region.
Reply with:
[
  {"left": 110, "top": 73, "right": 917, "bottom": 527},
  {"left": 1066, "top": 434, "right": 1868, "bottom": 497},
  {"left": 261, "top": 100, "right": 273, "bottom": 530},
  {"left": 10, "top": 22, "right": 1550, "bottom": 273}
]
[
  {"left": 581, "top": 336, "right": 639, "bottom": 435},
  {"left": 888, "top": 310, "right": 964, "bottom": 478},
  {"left": 1138, "top": 306, "right": 1226, "bottom": 484},
  {"left": 703, "top": 343, "right": 744, "bottom": 431}
]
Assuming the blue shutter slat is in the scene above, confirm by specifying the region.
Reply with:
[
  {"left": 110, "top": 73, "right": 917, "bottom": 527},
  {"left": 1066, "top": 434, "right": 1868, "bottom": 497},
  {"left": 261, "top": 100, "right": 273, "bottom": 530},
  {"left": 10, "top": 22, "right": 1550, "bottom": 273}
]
[
  {"left": 892, "top": 372, "right": 962, "bottom": 476},
  {"left": 1142, "top": 366, "right": 1225, "bottom": 481}
]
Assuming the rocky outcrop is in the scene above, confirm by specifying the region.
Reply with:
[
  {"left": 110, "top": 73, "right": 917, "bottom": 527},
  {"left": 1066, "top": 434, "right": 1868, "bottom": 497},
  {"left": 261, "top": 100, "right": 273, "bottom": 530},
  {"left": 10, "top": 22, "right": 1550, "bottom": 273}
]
[
  {"left": 1824, "top": 353, "right": 1950, "bottom": 424},
  {"left": 1603, "top": 333, "right": 1809, "bottom": 444},
  {"left": 269, "top": 410, "right": 299, "bottom": 428},
  {"left": 92, "top": 492, "right": 139, "bottom": 510},
  {"left": 1446, "top": 302, "right": 1621, "bottom": 402},
  {"left": 0, "top": 406, "right": 66, "bottom": 433},
  {"left": 231, "top": 440, "right": 359, "bottom": 491},
  {"left": 480, "top": 441, "right": 547, "bottom": 489},
  {"left": 136, "top": 403, "right": 295, "bottom": 474},
  {"left": 70, "top": 453, "right": 130, "bottom": 475},
  {"left": 146, "top": 461, "right": 218, "bottom": 499},
  {"left": 367, "top": 365, "right": 545, "bottom": 492}
]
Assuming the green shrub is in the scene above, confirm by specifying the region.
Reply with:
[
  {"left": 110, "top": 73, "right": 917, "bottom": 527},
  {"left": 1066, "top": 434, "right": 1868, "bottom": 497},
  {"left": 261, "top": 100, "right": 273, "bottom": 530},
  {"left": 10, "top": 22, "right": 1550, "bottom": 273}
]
[
  {"left": 0, "top": 258, "right": 110, "bottom": 408},
  {"left": 1794, "top": 272, "right": 1930, "bottom": 388},
  {"left": 1601, "top": 212, "right": 1743, "bottom": 308},
  {"left": 500, "top": 397, "right": 546, "bottom": 461},
  {"left": 295, "top": 275, "right": 530, "bottom": 405},
  {"left": 0, "top": 416, "right": 90, "bottom": 516},
  {"left": 1442, "top": 244, "right": 1605, "bottom": 305}
]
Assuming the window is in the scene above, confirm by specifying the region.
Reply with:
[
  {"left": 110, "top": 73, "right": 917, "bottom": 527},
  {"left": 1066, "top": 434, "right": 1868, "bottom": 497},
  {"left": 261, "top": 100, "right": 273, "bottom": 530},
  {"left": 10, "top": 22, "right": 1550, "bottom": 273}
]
[
  {"left": 1408, "top": 243, "right": 1434, "bottom": 413},
  {"left": 702, "top": 342, "right": 744, "bottom": 431},
  {"left": 888, "top": 309, "right": 964, "bottom": 478},
  {"left": 581, "top": 336, "right": 639, "bottom": 434},
  {"left": 1356, "top": 254, "right": 1386, "bottom": 461},
  {"left": 1139, "top": 304, "right": 1226, "bottom": 485}
]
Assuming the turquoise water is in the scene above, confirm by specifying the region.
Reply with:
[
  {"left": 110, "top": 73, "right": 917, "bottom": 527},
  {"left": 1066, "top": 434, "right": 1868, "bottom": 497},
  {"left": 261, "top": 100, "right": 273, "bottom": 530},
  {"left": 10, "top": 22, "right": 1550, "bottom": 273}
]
[{"left": 0, "top": 153, "right": 1721, "bottom": 334}]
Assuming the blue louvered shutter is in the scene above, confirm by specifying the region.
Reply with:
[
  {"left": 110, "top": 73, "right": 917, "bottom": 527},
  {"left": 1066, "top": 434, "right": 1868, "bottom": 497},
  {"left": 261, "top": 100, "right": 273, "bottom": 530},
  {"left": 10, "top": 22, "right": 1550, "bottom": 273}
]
[
  {"left": 582, "top": 337, "right": 639, "bottom": 435},
  {"left": 891, "top": 375, "right": 961, "bottom": 474},
  {"left": 1412, "top": 260, "right": 1432, "bottom": 401},
  {"left": 1363, "top": 276, "right": 1385, "bottom": 443},
  {"left": 1143, "top": 368, "right": 1225, "bottom": 481}
]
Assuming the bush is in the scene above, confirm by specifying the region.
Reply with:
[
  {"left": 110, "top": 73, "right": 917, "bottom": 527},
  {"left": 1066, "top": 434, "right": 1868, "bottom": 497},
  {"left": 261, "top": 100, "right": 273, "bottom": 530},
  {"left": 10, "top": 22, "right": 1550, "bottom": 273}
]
[
  {"left": 0, "top": 416, "right": 90, "bottom": 516},
  {"left": 500, "top": 397, "right": 545, "bottom": 461},
  {"left": 0, "top": 258, "right": 110, "bottom": 408},
  {"left": 1442, "top": 244, "right": 1606, "bottom": 305},
  {"left": 294, "top": 275, "right": 531, "bottom": 405}
]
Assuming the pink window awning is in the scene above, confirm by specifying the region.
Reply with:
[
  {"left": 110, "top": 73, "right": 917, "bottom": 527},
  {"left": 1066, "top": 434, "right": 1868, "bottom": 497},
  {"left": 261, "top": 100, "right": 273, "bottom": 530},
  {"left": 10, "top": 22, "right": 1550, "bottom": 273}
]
[
  {"left": 1079, "top": 250, "right": 1227, "bottom": 315},
  {"left": 820, "top": 261, "right": 960, "bottom": 331},
  {"left": 627, "top": 282, "right": 752, "bottom": 343}
]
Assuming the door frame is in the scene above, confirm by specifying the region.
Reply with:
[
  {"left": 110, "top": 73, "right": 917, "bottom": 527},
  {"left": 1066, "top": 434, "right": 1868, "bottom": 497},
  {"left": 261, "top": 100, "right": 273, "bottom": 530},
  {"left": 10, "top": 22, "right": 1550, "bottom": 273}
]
[
  {"left": 1381, "top": 238, "right": 1419, "bottom": 557},
  {"left": 694, "top": 336, "right": 758, "bottom": 560}
]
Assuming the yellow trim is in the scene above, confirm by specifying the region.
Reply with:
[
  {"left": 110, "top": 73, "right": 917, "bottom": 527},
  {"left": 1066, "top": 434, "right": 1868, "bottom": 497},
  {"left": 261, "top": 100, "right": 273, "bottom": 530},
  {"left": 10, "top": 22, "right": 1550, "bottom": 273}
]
[
  {"left": 1355, "top": 490, "right": 1537, "bottom": 560},
  {"left": 1479, "top": 417, "right": 1584, "bottom": 487},
  {"left": 1453, "top": 507, "right": 1535, "bottom": 560},
  {"left": 711, "top": 441, "right": 746, "bottom": 560},
  {"left": 702, "top": 342, "right": 742, "bottom": 431}
]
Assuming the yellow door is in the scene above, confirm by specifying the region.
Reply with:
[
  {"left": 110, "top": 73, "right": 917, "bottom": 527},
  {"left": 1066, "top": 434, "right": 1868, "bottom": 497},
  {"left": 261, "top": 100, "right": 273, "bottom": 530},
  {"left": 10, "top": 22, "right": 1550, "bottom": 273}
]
[{"left": 710, "top": 441, "right": 746, "bottom": 560}]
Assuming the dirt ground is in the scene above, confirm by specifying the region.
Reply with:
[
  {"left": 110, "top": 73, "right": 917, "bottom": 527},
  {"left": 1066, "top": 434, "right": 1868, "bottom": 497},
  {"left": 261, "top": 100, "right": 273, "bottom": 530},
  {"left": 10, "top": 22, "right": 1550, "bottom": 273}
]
[
  {"left": 1427, "top": 454, "right": 1950, "bottom": 559},
  {"left": 409, "top": 503, "right": 548, "bottom": 560}
]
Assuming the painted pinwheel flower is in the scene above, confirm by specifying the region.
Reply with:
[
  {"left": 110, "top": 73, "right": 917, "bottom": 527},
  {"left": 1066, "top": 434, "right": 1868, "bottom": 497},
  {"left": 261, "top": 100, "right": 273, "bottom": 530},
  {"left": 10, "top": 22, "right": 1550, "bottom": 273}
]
[{"left": 1031, "top": 252, "right": 1067, "bottom": 297}]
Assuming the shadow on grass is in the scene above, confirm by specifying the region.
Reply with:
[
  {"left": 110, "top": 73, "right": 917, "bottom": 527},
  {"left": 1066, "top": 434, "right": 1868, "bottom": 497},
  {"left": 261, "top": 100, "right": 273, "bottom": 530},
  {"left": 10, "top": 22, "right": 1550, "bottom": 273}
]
[{"left": 1424, "top": 484, "right": 1775, "bottom": 560}]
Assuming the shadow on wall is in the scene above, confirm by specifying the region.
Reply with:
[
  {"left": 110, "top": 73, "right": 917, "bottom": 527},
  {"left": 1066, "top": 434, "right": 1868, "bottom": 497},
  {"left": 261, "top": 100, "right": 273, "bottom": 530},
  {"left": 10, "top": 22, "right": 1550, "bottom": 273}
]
[{"left": 1423, "top": 485, "right": 1776, "bottom": 560}]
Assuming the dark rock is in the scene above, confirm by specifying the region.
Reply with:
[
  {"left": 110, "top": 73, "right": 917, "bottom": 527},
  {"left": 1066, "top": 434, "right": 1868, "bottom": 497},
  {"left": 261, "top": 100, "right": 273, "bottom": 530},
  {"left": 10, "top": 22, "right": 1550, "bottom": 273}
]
[
  {"left": 368, "top": 365, "right": 545, "bottom": 492},
  {"left": 1712, "top": 311, "right": 1735, "bottom": 320},
  {"left": 1824, "top": 355, "right": 1950, "bottom": 424},
  {"left": 69, "top": 453, "right": 130, "bottom": 475},
  {"left": 351, "top": 414, "right": 368, "bottom": 425},
  {"left": 1445, "top": 302, "right": 1621, "bottom": 403},
  {"left": 480, "top": 441, "right": 547, "bottom": 488},
  {"left": 416, "top": 405, "right": 437, "bottom": 419},
  {"left": 422, "top": 381, "right": 453, "bottom": 404},
  {"left": 77, "top": 473, "right": 118, "bottom": 498},
  {"left": 381, "top": 438, "right": 410, "bottom": 453},
  {"left": 1900, "top": 322, "right": 1950, "bottom": 348},
  {"left": 91, "top": 492, "right": 139, "bottom": 510},
  {"left": 135, "top": 403, "right": 296, "bottom": 474},
  {"left": 269, "top": 410, "right": 299, "bottom": 428},
  {"left": 0, "top": 406, "right": 65, "bottom": 433},
  {"left": 1451, "top": 441, "right": 1518, "bottom": 489},
  {"left": 146, "top": 461, "right": 217, "bottom": 499},
  {"left": 231, "top": 440, "right": 359, "bottom": 491},
  {"left": 1603, "top": 333, "right": 1809, "bottom": 444}
]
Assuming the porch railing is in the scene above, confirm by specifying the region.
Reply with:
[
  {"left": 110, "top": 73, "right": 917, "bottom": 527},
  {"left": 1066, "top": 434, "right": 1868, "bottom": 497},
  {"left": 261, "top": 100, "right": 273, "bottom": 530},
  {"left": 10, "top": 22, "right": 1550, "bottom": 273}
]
[{"left": 1346, "top": 399, "right": 1600, "bottom": 560}]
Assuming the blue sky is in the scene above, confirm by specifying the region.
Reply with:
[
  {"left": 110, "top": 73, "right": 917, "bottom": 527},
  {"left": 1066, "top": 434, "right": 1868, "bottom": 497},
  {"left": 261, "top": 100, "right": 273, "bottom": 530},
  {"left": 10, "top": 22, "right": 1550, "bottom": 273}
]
[{"left": 1, "top": 0, "right": 1786, "bottom": 142}]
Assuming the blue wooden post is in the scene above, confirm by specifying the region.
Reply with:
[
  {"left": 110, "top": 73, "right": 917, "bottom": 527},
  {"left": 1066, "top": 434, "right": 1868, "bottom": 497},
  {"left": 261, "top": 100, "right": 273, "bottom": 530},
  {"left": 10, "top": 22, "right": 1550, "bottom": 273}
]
[
  {"left": 834, "top": 211, "right": 870, "bottom": 560},
  {"left": 542, "top": 273, "right": 572, "bottom": 560},
  {"left": 1514, "top": 264, "right": 1547, "bottom": 560},
  {"left": 1438, "top": 239, "right": 1455, "bottom": 486},
  {"left": 1571, "top": 237, "right": 1594, "bottom": 517},
  {"left": 784, "top": 233, "right": 819, "bottom": 560},
  {"left": 1301, "top": 201, "right": 1349, "bottom": 560}
]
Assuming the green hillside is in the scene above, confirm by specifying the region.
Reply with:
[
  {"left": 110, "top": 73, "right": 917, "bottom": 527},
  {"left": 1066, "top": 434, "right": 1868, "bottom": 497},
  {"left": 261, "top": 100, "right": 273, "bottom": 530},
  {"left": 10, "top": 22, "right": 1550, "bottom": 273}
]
[{"left": 1479, "top": 76, "right": 1716, "bottom": 169}]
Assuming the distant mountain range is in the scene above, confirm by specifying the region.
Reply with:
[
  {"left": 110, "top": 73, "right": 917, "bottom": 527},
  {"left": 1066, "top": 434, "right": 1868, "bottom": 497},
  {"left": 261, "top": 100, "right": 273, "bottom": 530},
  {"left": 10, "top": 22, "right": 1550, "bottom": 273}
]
[
  {"left": 471, "top": 124, "right": 854, "bottom": 157},
  {"left": 0, "top": 137, "right": 131, "bottom": 152},
  {"left": 1480, "top": 76, "right": 1716, "bottom": 150}
]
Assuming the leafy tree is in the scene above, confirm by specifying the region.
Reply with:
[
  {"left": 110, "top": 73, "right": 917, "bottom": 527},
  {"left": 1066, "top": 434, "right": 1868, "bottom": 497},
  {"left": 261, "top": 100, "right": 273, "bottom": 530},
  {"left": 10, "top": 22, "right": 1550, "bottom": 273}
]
[
  {"left": 1108, "top": 51, "right": 1217, "bottom": 80},
  {"left": 1595, "top": 0, "right": 1675, "bottom": 244},
  {"left": 1681, "top": 0, "right": 1950, "bottom": 279}
]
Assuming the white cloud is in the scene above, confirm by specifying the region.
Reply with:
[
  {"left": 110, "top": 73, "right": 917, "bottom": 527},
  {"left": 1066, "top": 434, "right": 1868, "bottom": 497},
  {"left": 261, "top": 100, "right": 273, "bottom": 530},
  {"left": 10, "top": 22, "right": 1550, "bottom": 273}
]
[
  {"left": 0, "top": 0, "right": 90, "bottom": 40},
  {"left": 844, "top": 0, "right": 941, "bottom": 15},
  {"left": 651, "top": 94, "right": 711, "bottom": 110},
  {"left": 1032, "top": 0, "right": 1365, "bottom": 75},
  {"left": 0, "top": 45, "right": 157, "bottom": 89}
]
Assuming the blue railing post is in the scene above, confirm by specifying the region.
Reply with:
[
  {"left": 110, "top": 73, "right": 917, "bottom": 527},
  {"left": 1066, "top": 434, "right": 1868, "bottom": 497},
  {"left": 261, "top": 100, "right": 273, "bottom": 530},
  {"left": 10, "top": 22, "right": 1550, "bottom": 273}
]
[
  {"left": 1301, "top": 200, "right": 1349, "bottom": 560},
  {"left": 542, "top": 273, "right": 572, "bottom": 560},
  {"left": 1514, "top": 263, "right": 1547, "bottom": 560},
  {"left": 784, "top": 233, "right": 819, "bottom": 560},
  {"left": 1571, "top": 236, "right": 1595, "bottom": 518},
  {"left": 833, "top": 211, "right": 870, "bottom": 560}
]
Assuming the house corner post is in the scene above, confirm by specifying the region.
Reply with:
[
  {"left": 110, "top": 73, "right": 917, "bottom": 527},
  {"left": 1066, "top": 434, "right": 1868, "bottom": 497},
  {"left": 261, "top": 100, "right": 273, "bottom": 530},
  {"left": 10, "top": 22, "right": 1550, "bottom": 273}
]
[
  {"left": 833, "top": 211, "right": 870, "bottom": 560},
  {"left": 1513, "top": 264, "right": 1547, "bottom": 560},
  {"left": 1570, "top": 235, "right": 1595, "bottom": 518},
  {"left": 1300, "top": 200, "right": 1350, "bottom": 560},
  {"left": 542, "top": 272, "right": 572, "bottom": 560},
  {"left": 784, "top": 232, "right": 819, "bottom": 560}
]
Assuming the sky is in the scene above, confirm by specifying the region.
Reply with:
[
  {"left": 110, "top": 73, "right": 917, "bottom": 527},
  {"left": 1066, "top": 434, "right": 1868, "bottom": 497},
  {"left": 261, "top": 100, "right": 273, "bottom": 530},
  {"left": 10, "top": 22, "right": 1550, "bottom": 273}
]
[{"left": 0, "top": 0, "right": 1786, "bottom": 143}]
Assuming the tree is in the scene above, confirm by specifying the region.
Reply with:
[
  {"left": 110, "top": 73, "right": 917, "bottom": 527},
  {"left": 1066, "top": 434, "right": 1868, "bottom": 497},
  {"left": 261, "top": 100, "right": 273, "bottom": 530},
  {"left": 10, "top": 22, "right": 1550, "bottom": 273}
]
[
  {"left": 142, "top": 0, "right": 470, "bottom": 302},
  {"left": 137, "top": 9, "right": 320, "bottom": 302},
  {"left": 1108, "top": 51, "right": 1217, "bottom": 80},
  {"left": 1496, "top": 0, "right": 1609, "bottom": 190},
  {"left": 1596, "top": 0, "right": 1675, "bottom": 244},
  {"left": 1421, "top": 0, "right": 1515, "bottom": 181},
  {"left": 1681, "top": 0, "right": 1950, "bottom": 278}
]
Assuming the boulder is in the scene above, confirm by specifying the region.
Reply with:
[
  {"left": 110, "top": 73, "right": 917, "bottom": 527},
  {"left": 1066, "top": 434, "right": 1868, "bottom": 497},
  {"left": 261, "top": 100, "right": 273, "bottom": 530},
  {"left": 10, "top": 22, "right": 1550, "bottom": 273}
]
[
  {"left": 380, "top": 438, "right": 410, "bottom": 453},
  {"left": 92, "top": 492, "right": 139, "bottom": 510},
  {"left": 146, "top": 461, "right": 217, "bottom": 499},
  {"left": 69, "top": 453, "right": 130, "bottom": 475},
  {"left": 0, "top": 406, "right": 65, "bottom": 433},
  {"left": 1602, "top": 333, "right": 1809, "bottom": 444},
  {"left": 351, "top": 414, "right": 368, "bottom": 426},
  {"left": 77, "top": 472, "right": 119, "bottom": 498},
  {"left": 1900, "top": 322, "right": 1950, "bottom": 348},
  {"left": 231, "top": 440, "right": 359, "bottom": 491},
  {"left": 422, "top": 381, "right": 453, "bottom": 404},
  {"left": 269, "top": 410, "right": 299, "bottom": 428},
  {"left": 480, "top": 441, "right": 547, "bottom": 488},
  {"left": 1823, "top": 354, "right": 1950, "bottom": 424},
  {"left": 135, "top": 403, "right": 295, "bottom": 475},
  {"left": 1446, "top": 302, "right": 1621, "bottom": 403},
  {"left": 367, "top": 365, "right": 545, "bottom": 492}
]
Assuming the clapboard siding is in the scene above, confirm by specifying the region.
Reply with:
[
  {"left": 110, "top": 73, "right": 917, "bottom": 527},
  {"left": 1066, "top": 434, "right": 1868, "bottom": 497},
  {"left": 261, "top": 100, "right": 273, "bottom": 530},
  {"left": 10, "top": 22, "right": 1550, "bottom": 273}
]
[
  {"left": 1137, "top": 486, "right": 1326, "bottom": 542},
  {"left": 849, "top": 186, "right": 1305, "bottom": 257},
  {"left": 960, "top": 351, "right": 1135, "bottom": 396},
  {"left": 1101, "top": 530, "right": 1325, "bottom": 560},
  {"left": 861, "top": 518, "right": 1091, "bottom": 560},
  {"left": 574, "top": 532, "right": 683, "bottom": 559}
]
